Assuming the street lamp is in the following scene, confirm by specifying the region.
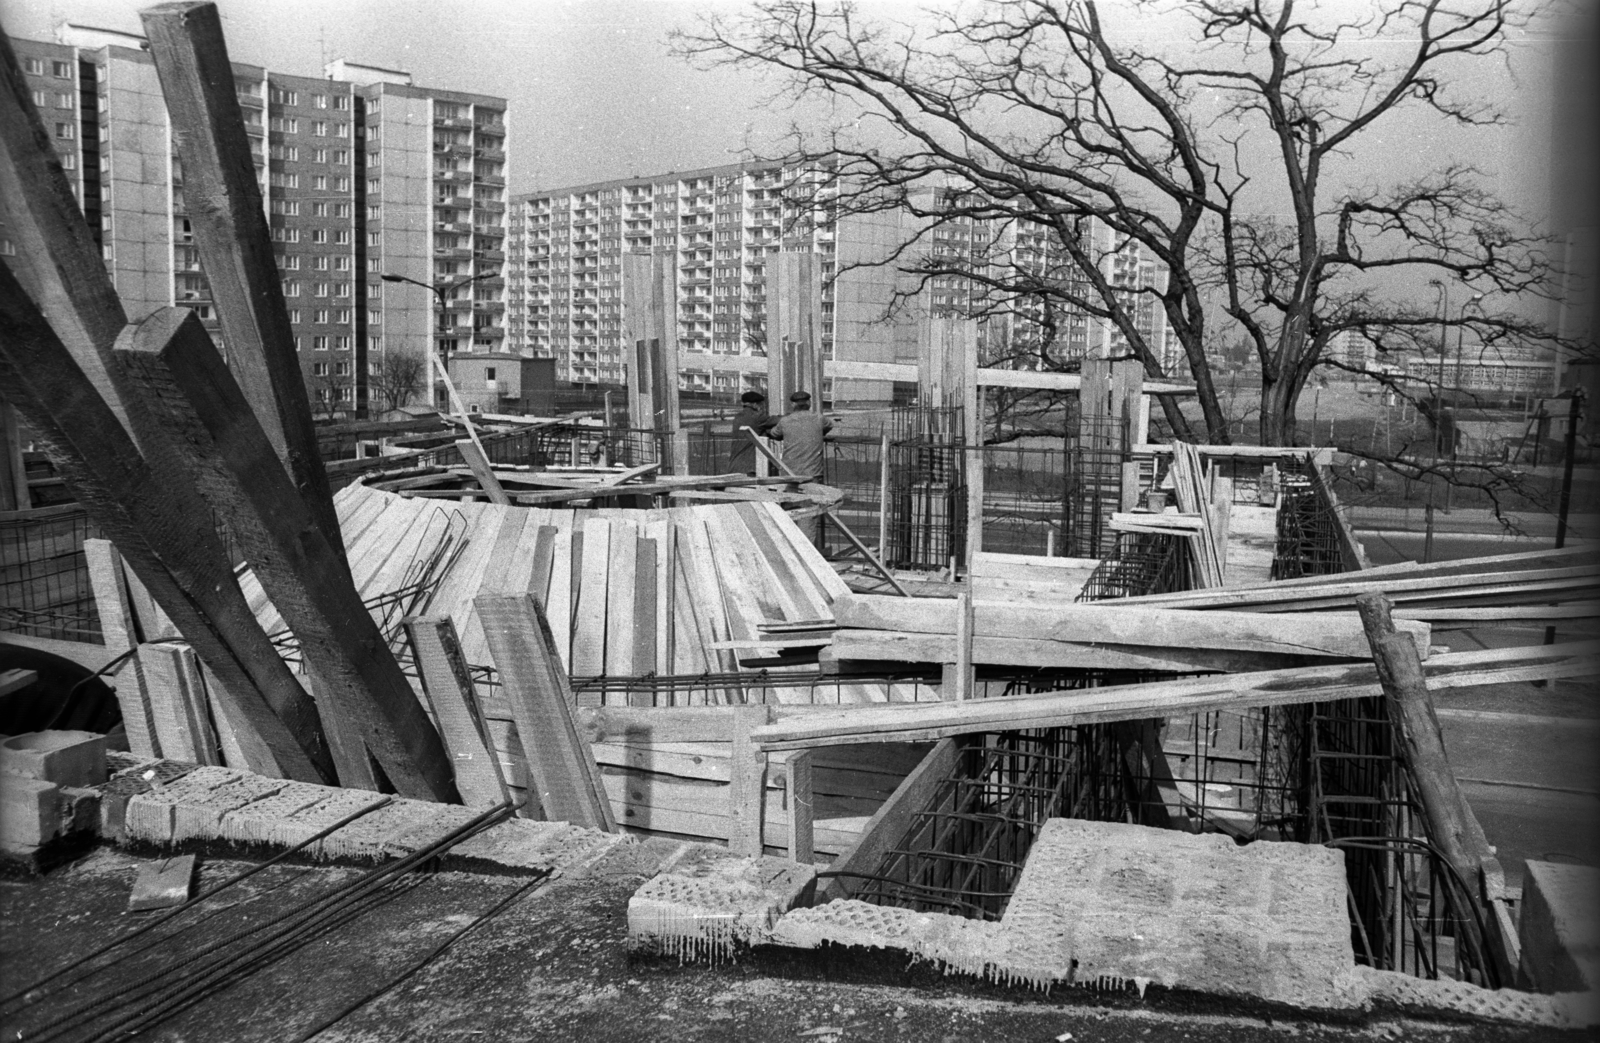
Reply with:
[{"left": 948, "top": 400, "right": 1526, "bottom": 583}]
[{"left": 379, "top": 268, "right": 500, "bottom": 369}]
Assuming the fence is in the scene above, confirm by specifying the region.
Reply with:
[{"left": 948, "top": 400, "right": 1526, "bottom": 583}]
[{"left": 0, "top": 503, "right": 102, "bottom": 643}]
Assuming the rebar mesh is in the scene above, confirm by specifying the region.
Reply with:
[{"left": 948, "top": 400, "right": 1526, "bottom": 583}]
[{"left": 0, "top": 504, "right": 102, "bottom": 643}]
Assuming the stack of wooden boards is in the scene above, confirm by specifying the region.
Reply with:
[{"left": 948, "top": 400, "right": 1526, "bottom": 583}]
[
  {"left": 966, "top": 551, "right": 1102, "bottom": 605},
  {"left": 236, "top": 482, "right": 936, "bottom": 854},
  {"left": 827, "top": 591, "right": 1435, "bottom": 676},
  {"left": 1109, "top": 442, "right": 1231, "bottom": 587}
]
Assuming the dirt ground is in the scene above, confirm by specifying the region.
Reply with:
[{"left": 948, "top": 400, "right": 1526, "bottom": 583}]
[{"left": 1, "top": 845, "right": 1590, "bottom": 1043}]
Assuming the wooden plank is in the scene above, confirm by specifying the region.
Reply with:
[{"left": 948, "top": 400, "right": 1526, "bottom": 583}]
[
  {"left": 571, "top": 518, "right": 611, "bottom": 677},
  {"left": 761, "top": 501, "right": 850, "bottom": 601},
  {"left": 604, "top": 520, "right": 638, "bottom": 678},
  {"left": 456, "top": 507, "right": 525, "bottom": 666},
  {"left": 115, "top": 308, "right": 455, "bottom": 800},
  {"left": 633, "top": 537, "right": 659, "bottom": 685},
  {"left": 83, "top": 539, "right": 158, "bottom": 758},
  {"left": 728, "top": 705, "right": 771, "bottom": 857},
  {"left": 476, "top": 593, "right": 615, "bottom": 829},
  {"left": 820, "top": 738, "right": 963, "bottom": 901},
  {"left": 576, "top": 703, "right": 833, "bottom": 745},
  {"left": 832, "top": 629, "right": 1334, "bottom": 673},
  {"left": 544, "top": 529, "right": 575, "bottom": 672},
  {"left": 455, "top": 439, "right": 510, "bottom": 505},
  {"left": 755, "top": 641, "right": 1600, "bottom": 751},
  {"left": 128, "top": 855, "right": 196, "bottom": 912},
  {"left": 643, "top": 518, "right": 675, "bottom": 677},
  {"left": 404, "top": 615, "right": 513, "bottom": 810},
  {"left": 525, "top": 523, "right": 559, "bottom": 608},
  {"left": 735, "top": 501, "right": 824, "bottom": 620},
  {"left": 833, "top": 594, "right": 1432, "bottom": 660},
  {"left": 703, "top": 506, "right": 788, "bottom": 629},
  {"left": 675, "top": 513, "right": 737, "bottom": 674},
  {"left": 141, "top": 2, "right": 345, "bottom": 572},
  {"left": 780, "top": 749, "right": 815, "bottom": 864}
]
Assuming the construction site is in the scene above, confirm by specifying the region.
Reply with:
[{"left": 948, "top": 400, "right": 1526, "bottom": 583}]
[{"left": 2, "top": 5, "right": 1598, "bottom": 1042}]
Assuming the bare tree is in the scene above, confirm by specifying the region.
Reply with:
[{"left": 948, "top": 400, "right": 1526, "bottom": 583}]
[
  {"left": 367, "top": 352, "right": 428, "bottom": 417},
  {"left": 677, "top": 0, "right": 1582, "bottom": 446}
]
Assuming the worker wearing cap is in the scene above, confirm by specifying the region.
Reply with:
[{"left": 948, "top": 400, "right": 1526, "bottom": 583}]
[
  {"left": 767, "top": 390, "right": 832, "bottom": 480},
  {"left": 727, "top": 390, "right": 773, "bottom": 476},
  {"left": 767, "top": 390, "right": 833, "bottom": 544}
]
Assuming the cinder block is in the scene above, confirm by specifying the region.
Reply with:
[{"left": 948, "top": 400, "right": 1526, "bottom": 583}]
[
  {"left": 1520, "top": 860, "right": 1600, "bottom": 994},
  {"left": 628, "top": 846, "right": 817, "bottom": 960},
  {"left": 58, "top": 787, "right": 102, "bottom": 836},
  {"left": 1, "top": 730, "right": 108, "bottom": 788},
  {"left": 1, "top": 775, "right": 62, "bottom": 847}
]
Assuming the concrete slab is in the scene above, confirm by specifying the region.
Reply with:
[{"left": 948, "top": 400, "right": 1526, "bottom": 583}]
[
  {"left": 449, "top": 817, "right": 626, "bottom": 874},
  {"left": 169, "top": 773, "right": 290, "bottom": 842},
  {"left": 773, "top": 898, "right": 1006, "bottom": 979},
  {"left": 128, "top": 854, "right": 196, "bottom": 911},
  {"left": 628, "top": 845, "right": 816, "bottom": 960},
  {"left": 1352, "top": 964, "right": 1600, "bottom": 1028},
  {"left": 1519, "top": 860, "right": 1600, "bottom": 994},
  {"left": 992, "top": 820, "right": 1354, "bottom": 1008},
  {"left": 122, "top": 766, "right": 246, "bottom": 844},
  {"left": 1, "top": 775, "right": 60, "bottom": 849}
]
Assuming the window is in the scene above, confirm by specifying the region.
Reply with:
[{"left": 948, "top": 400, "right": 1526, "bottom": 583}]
[
  {"left": 284, "top": 145, "right": 298, "bottom": 161},
  {"left": 311, "top": 202, "right": 327, "bottom": 217},
  {"left": 57, "top": 92, "right": 73, "bottom": 108},
  {"left": 332, "top": 203, "right": 350, "bottom": 218},
  {"left": 335, "top": 361, "right": 351, "bottom": 376},
  {"left": 334, "top": 335, "right": 351, "bottom": 351},
  {"left": 282, "top": 279, "right": 301, "bottom": 297},
  {"left": 310, "top": 228, "right": 327, "bottom": 244},
  {"left": 314, "top": 308, "right": 330, "bottom": 323},
  {"left": 312, "top": 94, "right": 328, "bottom": 109},
  {"left": 52, "top": 60, "right": 71, "bottom": 78},
  {"left": 367, "top": 205, "right": 380, "bottom": 220},
  {"left": 31, "top": 90, "right": 46, "bottom": 107},
  {"left": 270, "top": 172, "right": 299, "bottom": 188},
  {"left": 60, "top": 153, "right": 76, "bottom": 171},
  {"left": 367, "top": 309, "right": 381, "bottom": 325},
  {"left": 272, "top": 200, "right": 300, "bottom": 215},
  {"left": 332, "top": 150, "right": 348, "bottom": 164},
  {"left": 334, "top": 176, "right": 349, "bottom": 192},
  {"left": 24, "top": 58, "right": 44, "bottom": 75},
  {"left": 313, "top": 256, "right": 329, "bottom": 271},
  {"left": 369, "top": 335, "right": 383, "bottom": 351},
  {"left": 334, "top": 230, "right": 350, "bottom": 245},
  {"left": 333, "top": 256, "right": 350, "bottom": 271},
  {"left": 311, "top": 362, "right": 329, "bottom": 376},
  {"left": 334, "top": 122, "right": 349, "bottom": 138},
  {"left": 337, "top": 385, "right": 353, "bottom": 403},
  {"left": 293, "top": 336, "right": 302, "bottom": 351},
  {"left": 288, "top": 309, "right": 301, "bottom": 323},
  {"left": 366, "top": 257, "right": 380, "bottom": 272},
  {"left": 284, "top": 118, "right": 299, "bottom": 133},
  {"left": 367, "top": 178, "right": 381, "bottom": 194},
  {"left": 270, "top": 87, "right": 298, "bottom": 105},
  {"left": 54, "top": 122, "right": 73, "bottom": 140},
  {"left": 368, "top": 231, "right": 380, "bottom": 246},
  {"left": 313, "top": 336, "right": 329, "bottom": 350},
  {"left": 311, "top": 174, "right": 327, "bottom": 190},
  {"left": 312, "top": 148, "right": 327, "bottom": 163},
  {"left": 333, "top": 96, "right": 350, "bottom": 111},
  {"left": 314, "top": 282, "right": 330, "bottom": 297},
  {"left": 335, "top": 283, "right": 351, "bottom": 298},
  {"left": 335, "top": 308, "right": 351, "bottom": 324},
  {"left": 311, "top": 121, "right": 328, "bottom": 137},
  {"left": 281, "top": 255, "right": 300, "bottom": 270},
  {"left": 485, "top": 367, "right": 497, "bottom": 380}
]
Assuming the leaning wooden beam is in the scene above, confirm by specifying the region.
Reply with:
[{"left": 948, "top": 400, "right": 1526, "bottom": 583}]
[
  {"left": 745, "top": 429, "right": 909, "bottom": 597},
  {"left": 454, "top": 439, "right": 511, "bottom": 505},
  {"left": 833, "top": 594, "right": 1433, "bottom": 660},
  {"left": 819, "top": 737, "right": 964, "bottom": 902},
  {"left": 752, "top": 641, "right": 1600, "bottom": 751},
  {"left": 405, "top": 615, "right": 513, "bottom": 809},
  {"left": 83, "top": 539, "right": 158, "bottom": 758},
  {"left": 0, "top": 267, "right": 328, "bottom": 783},
  {"left": 116, "top": 307, "right": 457, "bottom": 800},
  {"left": 576, "top": 704, "right": 835, "bottom": 746},
  {"left": 830, "top": 630, "right": 1339, "bottom": 674},
  {"left": 476, "top": 593, "right": 615, "bottom": 830},
  {"left": 141, "top": 1, "right": 345, "bottom": 570}
]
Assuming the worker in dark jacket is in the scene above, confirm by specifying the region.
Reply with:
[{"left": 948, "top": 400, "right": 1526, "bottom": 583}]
[
  {"left": 727, "top": 391, "right": 772, "bottom": 475},
  {"left": 767, "top": 390, "right": 833, "bottom": 544}
]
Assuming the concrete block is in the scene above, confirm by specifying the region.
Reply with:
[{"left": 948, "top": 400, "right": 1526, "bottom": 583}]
[
  {"left": 1, "top": 775, "right": 62, "bottom": 847},
  {"left": 58, "top": 787, "right": 102, "bottom": 836},
  {"left": 1352, "top": 964, "right": 1599, "bottom": 1028},
  {"left": 168, "top": 773, "right": 289, "bottom": 842},
  {"left": 122, "top": 766, "right": 243, "bottom": 844},
  {"left": 1, "top": 730, "right": 107, "bottom": 788},
  {"left": 774, "top": 899, "right": 1006, "bottom": 980},
  {"left": 128, "top": 855, "right": 196, "bottom": 911},
  {"left": 628, "top": 846, "right": 816, "bottom": 960},
  {"left": 314, "top": 798, "right": 445, "bottom": 861},
  {"left": 450, "top": 817, "right": 624, "bottom": 874},
  {"left": 1519, "top": 860, "right": 1600, "bottom": 994},
  {"left": 98, "top": 761, "right": 195, "bottom": 841}
]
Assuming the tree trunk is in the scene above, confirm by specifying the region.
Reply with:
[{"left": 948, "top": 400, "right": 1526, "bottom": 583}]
[{"left": 1259, "top": 375, "right": 1300, "bottom": 446}]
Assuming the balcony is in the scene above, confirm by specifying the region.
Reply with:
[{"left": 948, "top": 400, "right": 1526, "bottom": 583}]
[
  {"left": 434, "top": 169, "right": 473, "bottom": 183},
  {"left": 434, "top": 246, "right": 473, "bottom": 260},
  {"left": 475, "top": 173, "right": 505, "bottom": 187},
  {"left": 434, "top": 114, "right": 474, "bottom": 129},
  {"left": 474, "top": 145, "right": 505, "bottom": 162},
  {"left": 236, "top": 91, "right": 263, "bottom": 108},
  {"left": 474, "top": 248, "right": 505, "bottom": 262},
  {"left": 435, "top": 197, "right": 473, "bottom": 211},
  {"left": 434, "top": 220, "right": 472, "bottom": 234},
  {"left": 477, "top": 200, "right": 506, "bottom": 213},
  {"left": 472, "top": 326, "right": 506, "bottom": 339}
]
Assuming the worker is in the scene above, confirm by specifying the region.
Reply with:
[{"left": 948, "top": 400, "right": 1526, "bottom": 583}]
[
  {"left": 766, "top": 390, "right": 833, "bottom": 544},
  {"left": 727, "top": 390, "right": 772, "bottom": 475}
]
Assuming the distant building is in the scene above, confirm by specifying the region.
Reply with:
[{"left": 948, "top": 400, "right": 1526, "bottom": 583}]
[
  {"left": 3, "top": 27, "right": 508, "bottom": 420},
  {"left": 446, "top": 353, "right": 556, "bottom": 416},
  {"left": 503, "top": 164, "right": 1178, "bottom": 400}
]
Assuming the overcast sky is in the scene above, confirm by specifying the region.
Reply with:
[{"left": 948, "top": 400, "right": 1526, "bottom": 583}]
[{"left": 0, "top": 0, "right": 1576, "bottom": 225}]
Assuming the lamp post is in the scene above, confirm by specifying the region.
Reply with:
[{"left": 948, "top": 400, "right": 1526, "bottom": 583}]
[{"left": 380, "top": 268, "right": 499, "bottom": 451}]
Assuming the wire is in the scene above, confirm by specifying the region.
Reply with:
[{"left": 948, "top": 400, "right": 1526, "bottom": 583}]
[
  {"left": 294, "top": 871, "right": 548, "bottom": 1042},
  {"left": 0, "top": 795, "right": 393, "bottom": 1011}
]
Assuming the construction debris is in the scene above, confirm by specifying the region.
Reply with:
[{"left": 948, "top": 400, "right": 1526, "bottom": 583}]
[{"left": 127, "top": 854, "right": 195, "bottom": 912}]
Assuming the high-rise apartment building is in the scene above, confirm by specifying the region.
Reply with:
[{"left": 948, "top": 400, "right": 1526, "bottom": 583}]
[
  {"left": 504, "top": 164, "right": 1179, "bottom": 399},
  {"left": 3, "top": 28, "right": 507, "bottom": 419}
]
